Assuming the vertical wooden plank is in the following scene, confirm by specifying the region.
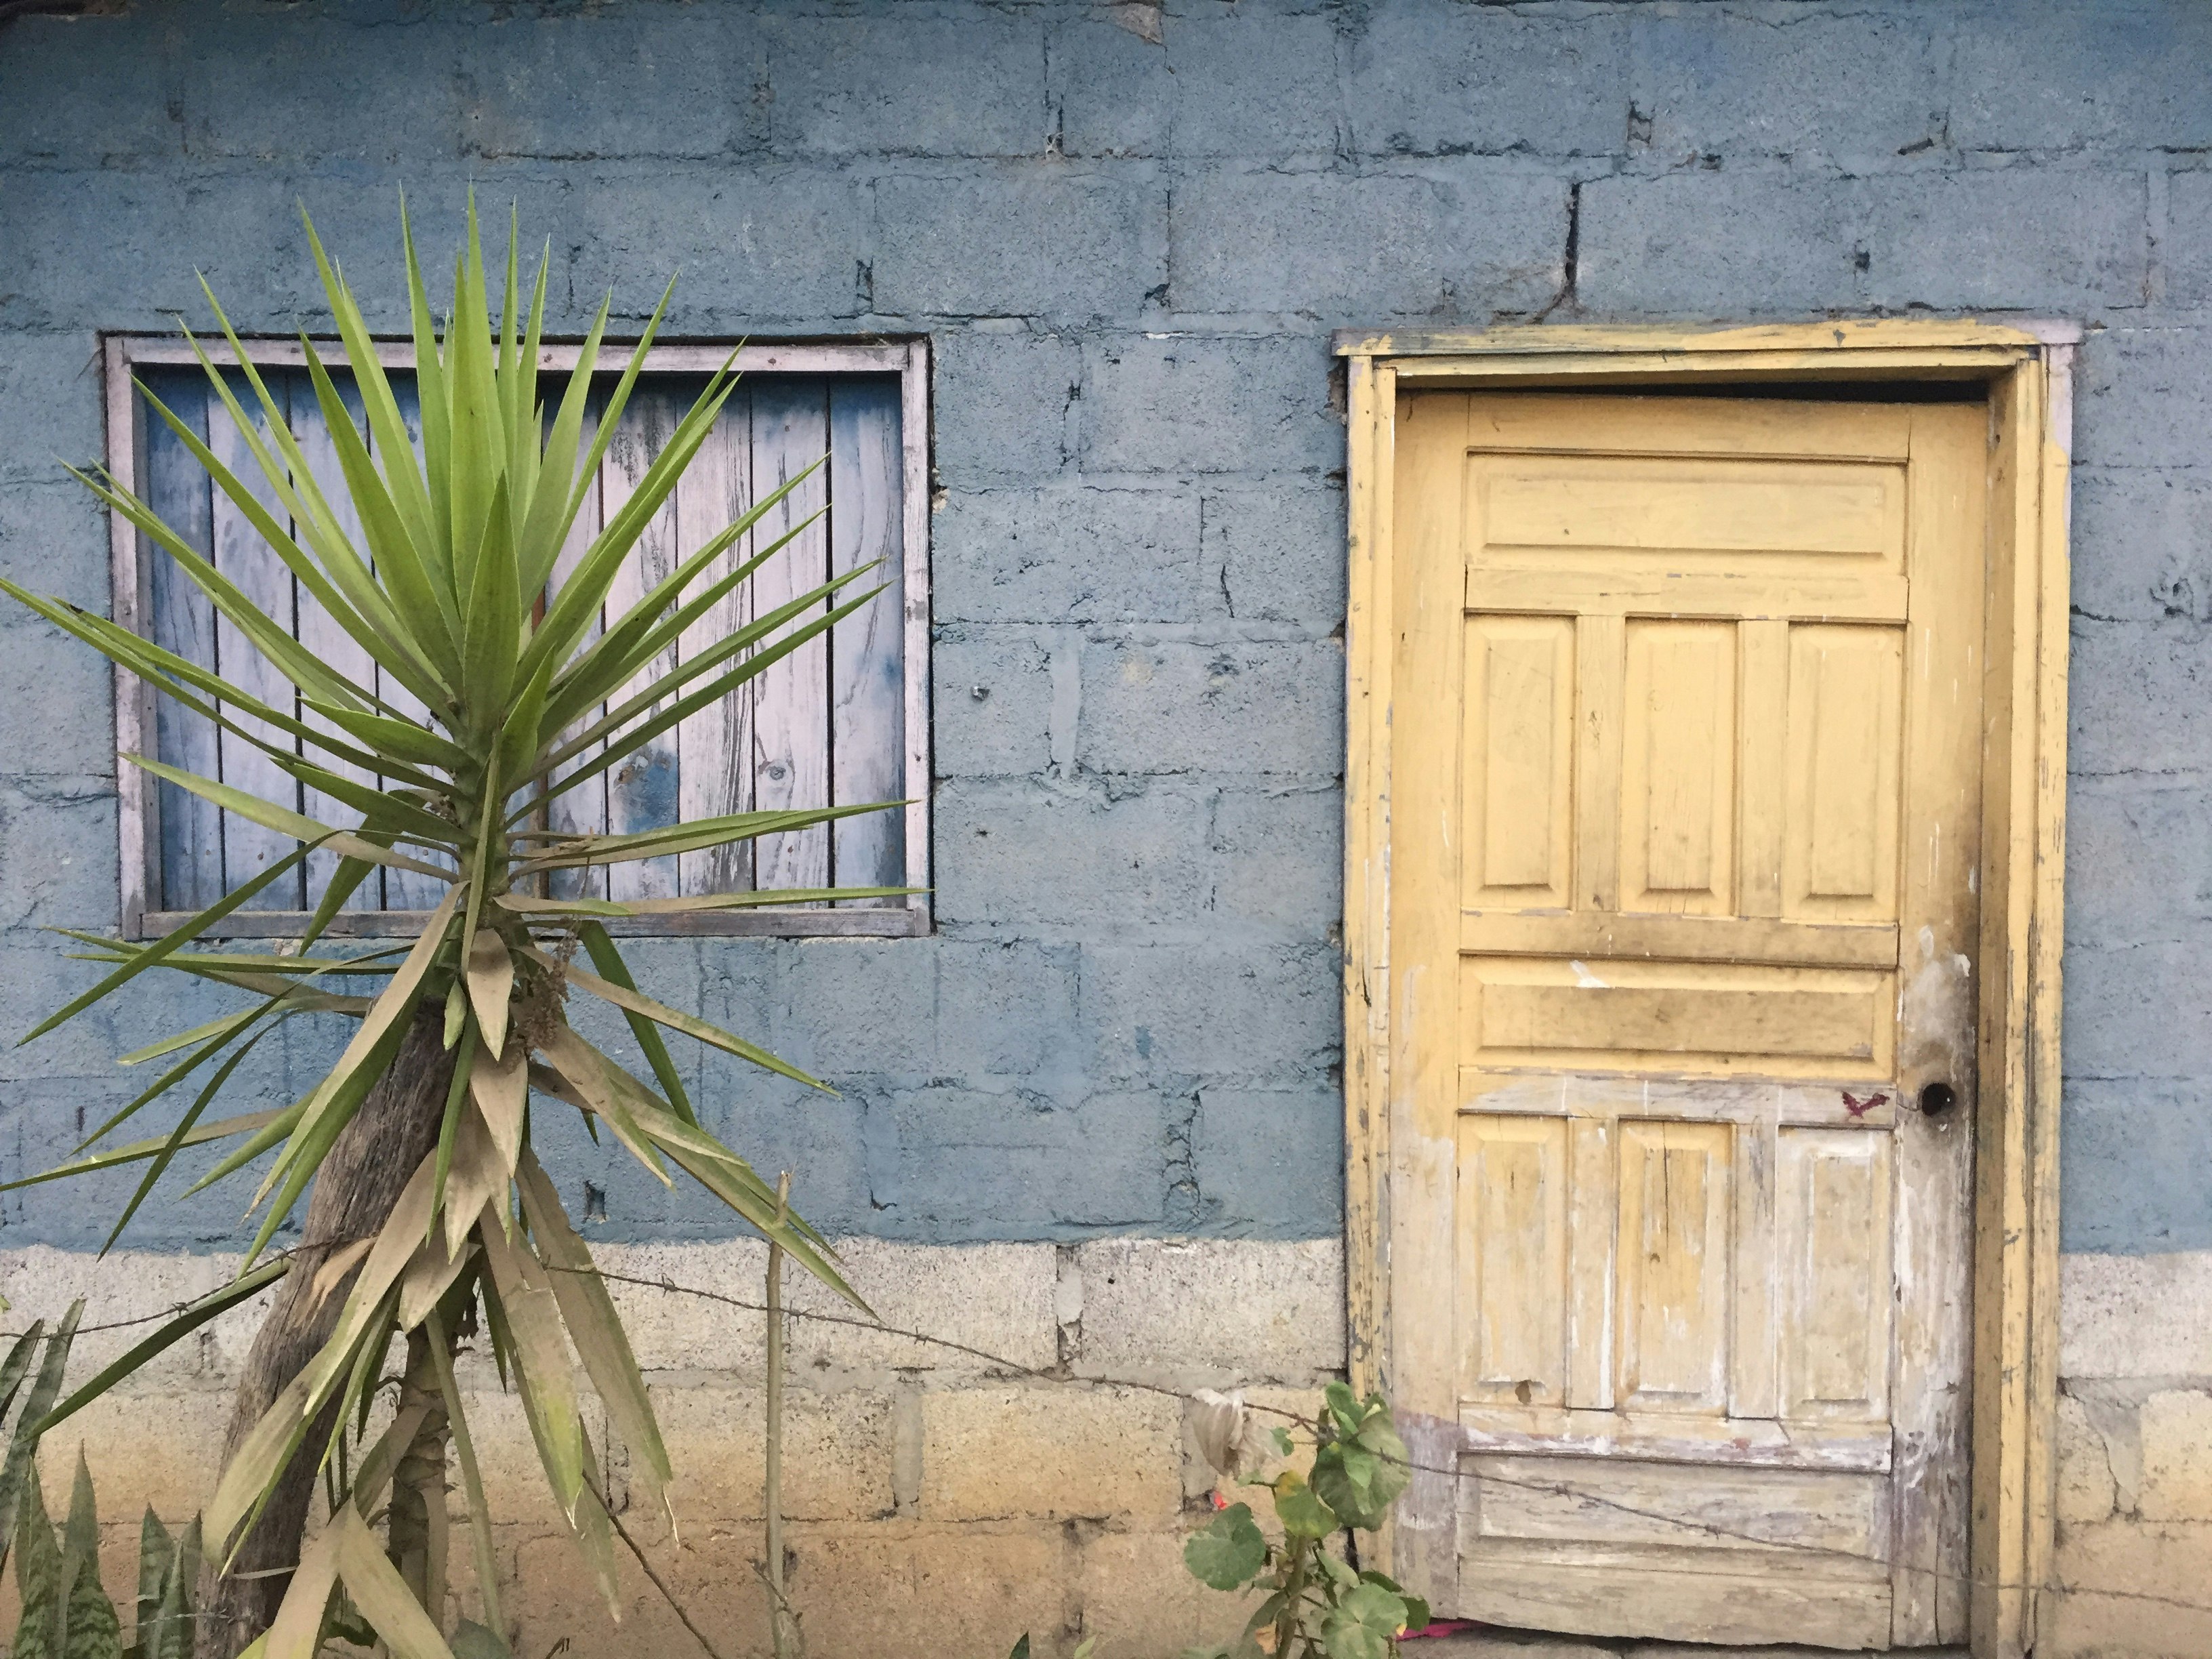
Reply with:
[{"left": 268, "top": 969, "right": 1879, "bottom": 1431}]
[
  {"left": 1738, "top": 618, "right": 1790, "bottom": 920},
  {"left": 828, "top": 378, "right": 905, "bottom": 899},
  {"left": 749, "top": 380, "right": 833, "bottom": 891},
  {"left": 2024, "top": 346, "right": 2074, "bottom": 1655},
  {"left": 141, "top": 370, "right": 223, "bottom": 914},
  {"left": 1892, "top": 404, "right": 1987, "bottom": 1647},
  {"left": 109, "top": 340, "right": 155, "bottom": 936},
  {"left": 1730, "top": 1110, "right": 1778, "bottom": 1421},
  {"left": 899, "top": 342, "right": 933, "bottom": 923},
  {"left": 1565, "top": 1114, "right": 1615, "bottom": 1411},
  {"left": 1972, "top": 365, "right": 2041, "bottom": 1659},
  {"left": 546, "top": 397, "right": 608, "bottom": 902},
  {"left": 1385, "top": 388, "right": 1470, "bottom": 1614},
  {"left": 1573, "top": 613, "right": 1624, "bottom": 914},
  {"left": 383, "top": 377, "right": 453, "bottom": 912},
  {"left": 674, "top": 391, "right": 754, "bottom": 896},
  {"left": 206, "top": 373, "right": 304, "bottom": 908},
  {"left": 601, "top": 385, "right": 684, "bottom": 901},
  {"left": 289, "top": 371, "right": 380, "bottom": 910},
  {"left": 1344, "top": 355, "right": 1394, "bottom": 1426}
]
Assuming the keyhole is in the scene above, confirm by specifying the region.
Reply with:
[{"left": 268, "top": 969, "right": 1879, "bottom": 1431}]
[{"left": 1919, "top": 1082, "right": 1959, "bottom": 1116}]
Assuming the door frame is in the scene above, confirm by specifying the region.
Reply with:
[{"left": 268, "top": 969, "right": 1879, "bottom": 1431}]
[{"left": 1334, "top": 321, "right": 2076, "bottom": 1659}]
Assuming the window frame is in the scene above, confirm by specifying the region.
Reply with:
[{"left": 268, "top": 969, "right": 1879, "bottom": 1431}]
[{"left": 101, "top": 332, "right": 933, "bottom": 941}]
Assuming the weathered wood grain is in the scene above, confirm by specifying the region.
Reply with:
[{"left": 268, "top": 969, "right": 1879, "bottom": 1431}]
[
  {"left": 747, "top": 380, "right": 832, "bottom": 893},
  {"left": 206, "top": 373, "right": 304, "bottom": 909},
  {"left": 828, "top": 378, "right": 905, "bottom": 901},
  {"left": 142, "top": 373, "right": 224, "bottom": 914},
  {"left": 600, "top": 385, "right": 684, "bottom": 902},
  {"left": 674, "top": 391, "right": 754, "bottom": 897}
]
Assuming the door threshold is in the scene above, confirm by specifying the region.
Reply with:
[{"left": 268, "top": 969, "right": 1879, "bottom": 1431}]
[{"left": 1412, "top": 1624, "right": 1967, "bottom": 1659}]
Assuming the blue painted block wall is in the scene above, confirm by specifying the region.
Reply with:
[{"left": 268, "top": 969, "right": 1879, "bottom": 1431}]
[{"left": 0, "top": 0, "right": 2205, "bottom": 1256}]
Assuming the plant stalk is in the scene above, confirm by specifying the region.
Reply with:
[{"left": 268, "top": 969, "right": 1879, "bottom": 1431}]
[
  {"left": 765, "top": 1170, "right": 796, "bottom": 1659},
  {"left": 388, "top": 1323, "right": 453, "bottom": 1622},
  {"left": 428, "top": 1303, "right": 506, "bottom": 1644}
]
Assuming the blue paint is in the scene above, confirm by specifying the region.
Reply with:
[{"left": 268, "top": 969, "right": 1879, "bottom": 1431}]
[{"left": 0, "top": 0, "right": 2203, "bottom": 1255}]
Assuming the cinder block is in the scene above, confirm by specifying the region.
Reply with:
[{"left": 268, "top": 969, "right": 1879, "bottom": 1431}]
[
  {"left": 651, "top": 1380, "right": 895, "bottom": 1522},
  {"left": 1204, "top": 482, "right": 1349, "bottom": 630},
  {"left": 565, "top": 163, "right": 869, "bottom": 331},
  {"left": 1581, "top": 169, "right": 2149, "bottom": 317},
  {"left": 2066, "top": 617, "right": 2212, "bottom": 781},
  {"left": 1178, "top": 1384, "right": 1326, "bottom": 1503},
  {"left": 933, "top": 937, "right": 1081, "bottom": 1077},
  {"left": 455, "top": 9, "right": 761, "bottom": 161},
  {"left": 1081, "top": 334, "right": 1340, "bottom": 478},
  {"left": 1171, "top": 165, "right": 1565, "bottom": 318},
  {"left": 0, "top": 1246, "right": 255, "bottom": 1385},
  {"left": 921, "top": 1384, "right": 1183, "bottom": 1522},
  {"left": 1343, "top": 1, "right": 1627, "bottom": 159},
  {"left": 1056, "top": 7, "right": 1357, "bottom": 161},
  {"left": 0, "top": 607, "right": 120, "bottom": 777},
  {"left": 1953, "top": 6, "right": 2212, "bottom": 152},
  {"left": 1078, "top": 638, "right": 1344, "bottom": 779},
  {"left": 1193, "top": 1087, "right": 1346, "bottom": 1236},
  {"left": 2074, "top": 327, "right": 2212, "bottom": 472},
  {"left": 2057, "top": 1080, "right": 2212, "bottom": 1255},
  {"left": 935, "top": 486, "right": 1209, "bottom": 625},
  {"left": 0, "top": 779, "right": 119, "bottom": 936},
  {"left": 451, "top": 1380, "right": 613, "bottom": 1534},
  {"left": 930, "top": 328, "right": 1082, "bottom": 487},
  {"left": 2139, "top": 1389, "right": 2212, "bottom": 1521},
  {"left": 933, "top": 628, "right": 1057, "bottom": 775},
  {"left": 866, "top": 1085, "right": 1168, "bottom": 1235},
  {"left": 1626, "top": 7, "right": 1947, "bottom": 169},
  {"left": 0, "top": 335, "right": 106, "bottom": 486},
  {"left": 596, "top": 1237, "right": 1060, "bottom": 1376},
  {"left": 1076, "top": 1239, "right": 1346, "bottom": 1382},
  {"left": 872, "top": 170, "right": 1167, "bottom": 321},
  {"left": 510, "top": 1523, "right": 779, "bottom": 1659},
  {"left": 1080, "top": 1525, "right": 1251, "bottom": 1658},
  {"left": 2063, "top": 1250, "right": 2212, "bottom": 1377},
  {"left": 2062, "top": 779, "right": 2212, "bottom": 952},
  {"left": 2056, "top": 1393, "right": 2119, "bottom": 1526},
  {"left": 2049, "top": 1515, "right": 2212, "bottom": 1658},
  {"left": 33, "top": 1390, "right": 227, "bottom": 1523},
  {"left": 935, "top": 779, "right": 1218, "bottom": 930},
  {"left": 771, "top": 935, "right": 938, "bottom": 1076},
  {"left": 1206, "top": 785, "right": 1341, "bottom": 939},
  {"left": 2160, "top": 173, "right": 2212, "bottom": 310},
  {"left": 2068, "top": 466, "right": 2212, "bottom": 626},
  {"left": 764, "top": 14, "right": 1046, "bottom": 159},
  {"left": 0, "top": 12, "right": 180, "bottom": 163},
  {"left": 791, "top": 1521, "right": 1068, "bottom": 1657},
  {"left": 1080, "top": 941, "right": 1340, "bottom": 1084}
]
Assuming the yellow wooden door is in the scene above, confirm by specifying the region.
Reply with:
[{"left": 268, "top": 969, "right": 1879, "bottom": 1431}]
[{"left": 1388, "top": 392, "right": 1982, "bottom": 1650}]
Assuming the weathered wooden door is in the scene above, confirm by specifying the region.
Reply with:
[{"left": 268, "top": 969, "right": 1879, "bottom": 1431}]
[{"left": 1387, "top": 392, "right": 1982, "bottom": 1649}]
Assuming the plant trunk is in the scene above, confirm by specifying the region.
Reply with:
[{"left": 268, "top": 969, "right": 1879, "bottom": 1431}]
[{"left": 197, "top": 1008, "right": 457, "bottom": 1659}]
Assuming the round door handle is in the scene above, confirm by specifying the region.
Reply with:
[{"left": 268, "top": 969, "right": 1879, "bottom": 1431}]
[{"left": 1919, "top": 1082, "right": 1959, "bottom": 1116}]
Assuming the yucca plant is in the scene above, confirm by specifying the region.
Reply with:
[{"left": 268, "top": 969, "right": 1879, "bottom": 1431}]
[{"left": 0, "top": 201, "right": 895, "bottom": 1658}]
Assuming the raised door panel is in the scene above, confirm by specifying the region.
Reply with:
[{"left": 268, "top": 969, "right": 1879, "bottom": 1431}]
[
  {"left": 1785, "top": 626, "right": 1905, "bottom": 923},
  {"left": 1777, "top": 1128, "right": 1895, "bottom": 1425},
  {"left": 1622, "top": 621, "right": 1738, "bottom": 916},
  {"left": 1457, "top": 1115, "right": 1570, "bottom": 1408},
  {"left": 1462, "top": 617, "right": 1575, "bottom": 909},
  {"left": 1615, "top": 1121, "right": 1733, "bottom": 1414}
]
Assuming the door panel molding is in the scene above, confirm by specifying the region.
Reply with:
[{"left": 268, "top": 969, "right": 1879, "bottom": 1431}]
[{"left": 1338, "top": 321, "right": 2074, "bottom": 1659}]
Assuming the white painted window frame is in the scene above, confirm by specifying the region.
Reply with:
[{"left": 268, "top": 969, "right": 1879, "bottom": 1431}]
[{"left": 101, "top": 333, "right": 934, "bottom": 940}]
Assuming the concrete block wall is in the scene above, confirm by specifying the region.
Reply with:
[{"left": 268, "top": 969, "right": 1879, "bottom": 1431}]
[
  {"left": 1, "top": 0, "right": 2210, "bottom": 1652},
  {"left": 0, "top": 1238, "right": 1340, "bottom": 1659}
]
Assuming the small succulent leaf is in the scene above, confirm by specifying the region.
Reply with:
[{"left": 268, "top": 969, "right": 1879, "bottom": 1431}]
[
  {"left": 14, "top": 1464, "right": 61, "bottom": 1659},
  {"left": 1183, "top": 1502, "right": 1267, "bottom": 1591},
  {"left": 465, "top": 930, "right": 515, "bottom": 1060},
  {"left": 0, "top": 1301, "right": 82, "bottom": 1568}
]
